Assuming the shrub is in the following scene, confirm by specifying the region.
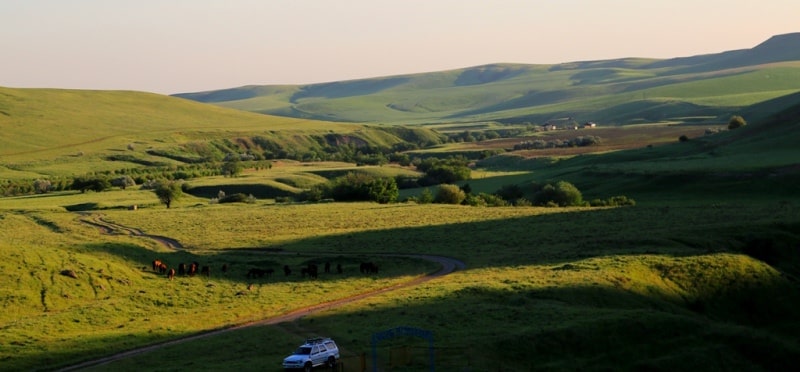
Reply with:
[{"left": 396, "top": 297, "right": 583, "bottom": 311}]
[
  {"left": 533, "top": 181, "right": 583, "bottom": 207},
  {"left": 418, "top": 188, "right": 434, "bottom": 204},
  {"left": 367, "top": 177, "right": 399, "bottom": 204},
  {"left": 434, "top": 184, "right": 466, "bottom": 204},
  {"left": 514, "top": 198, "right": 532, "bottom": 207},
  {"left": 495, "top": 184, "right": 524, "bottom": 201},
  {"left": 477, "top": 193, "right": 508, "bottom": 207},
  {"left": 589, "top": 195, "right": 636, "bottom": 207},
  {"left": 462, "top": 192, "right": 511, "bottom": 207},
  {"left": 463, "top": 194, "right": 487, "bottom": 207},
  {"left": 218, "top": 193, "right": 255, "bottom": 204},
  {"left": 34, "top": 179, "right": 52, "bottom": 194},
  {"left": 111, "top": 175, "right": 136, "bottom": 190},
  {"left": 71, "top": 176, "right": 111, "bottom": 193},
  {"left": 728, "top": 115, "right": 747, "bottom": 130}
]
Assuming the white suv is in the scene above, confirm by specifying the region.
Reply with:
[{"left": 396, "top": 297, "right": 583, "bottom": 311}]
[{"left": 282, "top": 337, "right": 340, "bottom": 371}]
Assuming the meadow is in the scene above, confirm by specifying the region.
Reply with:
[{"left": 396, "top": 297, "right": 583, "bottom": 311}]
[{"left": 2, "top": 176, "right": 799, "bottom": 370}]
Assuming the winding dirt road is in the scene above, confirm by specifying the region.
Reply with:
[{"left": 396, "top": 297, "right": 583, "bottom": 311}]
[{"left": 60, "top": 215, "right": 465, "bottom": 371}]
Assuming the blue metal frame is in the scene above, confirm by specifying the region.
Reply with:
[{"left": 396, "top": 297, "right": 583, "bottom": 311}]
[{"left": 371, "top": 326, "right": 434, "bottom": 372}]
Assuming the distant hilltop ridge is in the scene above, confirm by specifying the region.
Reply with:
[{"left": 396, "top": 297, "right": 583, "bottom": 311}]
[
  {"left": 747, "top": 32, "right": 800, "bottom": 62},
  {"left": 173, "top": 32, "right": 800, "bottom": 125},
  {"left": 557, "top": 32, "right": 800, "bottom": 72}
]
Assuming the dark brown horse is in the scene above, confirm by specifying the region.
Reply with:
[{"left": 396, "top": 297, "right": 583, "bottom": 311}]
[
  {"left": 302, "top": 263, "right": 318, "bottom": 279},
  {"left": 360, "top": 262, "right": 378, "bottom": 274},
  {"left": 167, "top": 268, "right": 176, "bottom": 281}
]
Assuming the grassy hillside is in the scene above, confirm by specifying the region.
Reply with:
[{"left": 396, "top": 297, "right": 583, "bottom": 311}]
[
  {"left": 176, "top": 33, "right": 800, "bottom": 125},
  {"left": 2, "top": 198, "right": 798, "bottom": 371},
  {"left": 0, "top": 87, "right": 443, "bottom": 183},
  {"left": 466, "top": 91, "right": 800, "bottom": 203}
]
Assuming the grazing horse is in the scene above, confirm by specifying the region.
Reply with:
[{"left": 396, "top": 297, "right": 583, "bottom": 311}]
[
  {"left": 283, "top": 265, "right": 292, "bottom": 276},
  {"left": 152, "top": 259, "right": 162, "bottom": 272},
  {"left": 167, "top": 268, "right": 176, "bottom": 281},
  {"left": 360, "top": 262, "right": 378, "bottom": 274},
  {"left": 247, "top": 268, "right": 271, "bottom": 278},
  {"left": 302, "top": 263, "right": 318, "bottom": 279},
  {"left": 324, "top": 262, "right": 331, "bottom": 274},
  {"left": 178, "top": 263, "right": 186, "bottom": 276},
  {"left": 188, "top": 262, "right": 198, "bottom": 276},
  {"left": 158, "top": 262, "right": 168, "bottom": 274},
  {"left": 336, "top": 263, "right": 343, "bottom": 274},
  {"left": 200, "top": 266, "right": 210, "bottom": 277},
  {"left": 221, "top": 263, "right": 228, "bottom": 274}
]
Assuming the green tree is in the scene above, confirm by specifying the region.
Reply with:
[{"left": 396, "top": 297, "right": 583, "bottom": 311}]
[
  {"left": 533, "top": 181, "right": 583, "bottom": 207},
  {"left": 367, "top": 177, "right": 399, "bottom": 204},
  {"left": 154, "top": 180, "right": 183, "bottom": 208},
  {"left": 71, "top": 176, "right": 111, "bottom": 193},
  {"left": 33, "top": 179, "right": 52, "bottom": 194},
  {"left": 418, "top": 188, "right": 434, "bottom": 204},
  {"left": 434, "top": 184, "right": 466, "bottom": 205},
  {"left": 111, "top": 175, "right": 136, "bottom": 190},
  {"left": 728, "top": 115, "right": 747, "bottom": 130},
  {"left": 221, "top": 158, "right": 243, "bottom": 177}
]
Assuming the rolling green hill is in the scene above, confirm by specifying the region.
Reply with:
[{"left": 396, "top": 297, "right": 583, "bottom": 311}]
[
  {"left": 470, "top": 90, "right": 800, "bottom": 202},
  {"left": 176, "top": 33, "right": 800, "bottom": 125},
  {"left": 0, "top": 87, "right": 443, "bottom": 182}
]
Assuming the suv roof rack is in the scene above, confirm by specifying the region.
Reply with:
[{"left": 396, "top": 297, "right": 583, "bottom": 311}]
[{"left": 305, "top": 337, "right": 328, "bottom": 345}]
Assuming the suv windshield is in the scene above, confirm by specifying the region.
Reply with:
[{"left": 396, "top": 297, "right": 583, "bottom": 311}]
[{"left": 293, "top": 347, "right": 312, "bottom": 355}]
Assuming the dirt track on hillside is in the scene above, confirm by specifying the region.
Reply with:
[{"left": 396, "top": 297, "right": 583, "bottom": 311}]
[{"left": 60, "top": 215, "right": 465, "bottom": 371}]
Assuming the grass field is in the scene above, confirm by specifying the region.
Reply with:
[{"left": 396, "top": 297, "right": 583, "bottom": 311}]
[{"left": 2, "top": 191, "right": 798, "bottom": 370}]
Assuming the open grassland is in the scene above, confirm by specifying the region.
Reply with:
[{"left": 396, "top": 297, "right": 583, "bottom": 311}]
[
  {"left": 182, "top": 59, "right": 800, "bottom": 125},
  {"left": 1, "top": 188, "right": 799, "bottom": 370},
  {"left": 0, "top": 87, "right": 431, "bottom": 181}
]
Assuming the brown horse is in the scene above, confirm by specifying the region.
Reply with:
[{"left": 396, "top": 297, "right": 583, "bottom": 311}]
[
  {"left": 360, "top": 262, "right": 378, "bottom": 274},
  {"left": 167, "top": 268, "right": 176, "bottom": 281},
  {"left": 200, "top": 266, "right": 210, "bottom": 277},
  {"left": 152, "top": 259, "right": 162, "bottom": 272},
  {"left": 158, "top": 262, "right": 168, "bottom": 274}
]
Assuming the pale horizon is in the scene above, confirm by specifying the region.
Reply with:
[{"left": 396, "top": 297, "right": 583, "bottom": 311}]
[{"left": 1, "top": 0, "right": 798, "bottom": 95}]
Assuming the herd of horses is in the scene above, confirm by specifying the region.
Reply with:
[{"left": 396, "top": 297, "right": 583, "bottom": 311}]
[
  {"left": 151, "top": 259, "right": 218, "bottom": 280},
  {"left": 151, "top": 259, "right": 378, "bottom": 281}
]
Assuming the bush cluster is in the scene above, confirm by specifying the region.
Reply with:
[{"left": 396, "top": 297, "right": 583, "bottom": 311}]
[
  {"left": 513, "top": 135, "right": 601, "bottom": 151},
  {"left": 302, "top": 172, "right": 399, "bottom": 204}
]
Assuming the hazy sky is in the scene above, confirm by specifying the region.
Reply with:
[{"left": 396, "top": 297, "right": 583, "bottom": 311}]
[{"left": 1, "top": 0, "right": 797, "bottom": 94}]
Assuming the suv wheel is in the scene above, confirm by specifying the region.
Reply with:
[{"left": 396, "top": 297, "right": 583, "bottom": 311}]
[
  {"left": 327, "top": 356, "right": 336, "bottom": 368},
  {"left": 304, "top": 362, "right": 312, "bottom": 372}
]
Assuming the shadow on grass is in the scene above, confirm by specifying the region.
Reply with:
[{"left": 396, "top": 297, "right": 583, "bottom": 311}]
[
  {"left": 36, "top": 203, "right": 800, "bottom": 370},
  {"left": 62, "top": 280, "right": 800, "bottom": 372}
]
